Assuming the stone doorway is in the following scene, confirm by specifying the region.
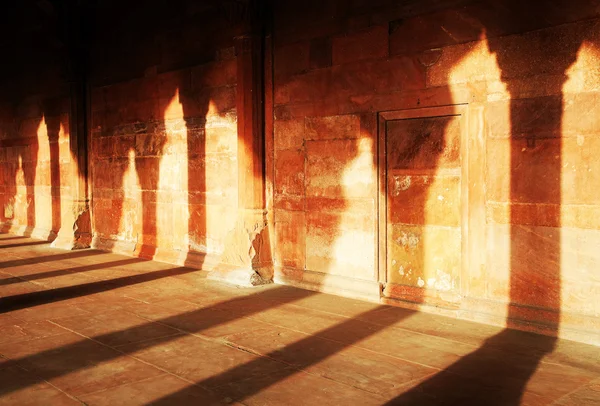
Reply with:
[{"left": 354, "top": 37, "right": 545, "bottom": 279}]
[{"left": 379, "top": 105, "right": 469, "bottom": 307}]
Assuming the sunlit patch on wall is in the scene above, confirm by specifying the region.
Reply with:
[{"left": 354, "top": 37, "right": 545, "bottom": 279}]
[
  {"left": 118, "top": 149, "right": 142, "bottom": 244},
  {"left": 57, "top": 120, "right": 71, "bottom": 228},
  {"left": 559, "top": 41, "right": 600, "bottom": 324},
  {"left": 34, "top": 116, "right": 52, "bottom": 234},
  {"left": 189, "top": 99, "right": 238, "bottom": 258},
  {"left": 327, "top": 137, "right": 375, "bottom": 280},
  {"left": 157, "top": 89, "right": 189, "bottom": 254},
  {"left": 13, "top": 156, "right": 27, "bottom": 222}
]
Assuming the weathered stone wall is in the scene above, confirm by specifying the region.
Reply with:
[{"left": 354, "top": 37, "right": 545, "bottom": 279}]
[
  {"left": 89, "top": 1, "right": 242, "bottom": 269},
  {"left": 271, "top": 0, "right": 600, "bottom": 343},
  {"left": 0, "top": 101, "right": 75, "bottom": 241},
  {"left": 0, "top": 21, "right": 78, "bottom": 242},
  {"left": 2, "top": 0, "right": 600, "bottom": 344}
]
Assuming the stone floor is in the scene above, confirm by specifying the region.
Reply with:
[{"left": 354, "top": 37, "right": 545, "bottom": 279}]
[{"left": 1, "top": 234, "right": 599, "bottom": 405}]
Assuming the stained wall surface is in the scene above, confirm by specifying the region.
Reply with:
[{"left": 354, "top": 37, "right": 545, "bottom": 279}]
[
  {"left": 0, "top": 10, "right": 78, "bottom": 243},
  {"left": 271, "top": 0, "right": 600, "bottom": 343},
  {"left": 1, "top": 0, "right": 600, "bottom": 345},
  {"left": 89, "top": 1, "right": 241, "bottom": 268}
]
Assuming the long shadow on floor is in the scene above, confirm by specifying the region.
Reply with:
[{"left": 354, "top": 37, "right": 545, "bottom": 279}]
[
  {"left": 0, "top": 241, "right": 53, "bottom": 249},
  {"left": 384, "top": 330, "right": 557, "bottom": 405},
  {"left": 150, "top": 316, "right": 600, "bottom": 405},
  {"left": 0, "top": 250, "right": 104, "bottom": 270},
  {"left": 0, "top": 285, "right": 317, "bottom": 397},
  {"left": 1, "top": 276, "right": 598, "bottom": 402},
  {"left": 0, "top": 236, "right": 28, "bottom": 241},
  {"left": 0, "top": 265, "right": 200, "bottom": 313},
  {"left": 0, "top": 257, "right": 146, "bottom": 286},
  {"left": 149, "top": 305, "right": 417, "bottom": 405}
]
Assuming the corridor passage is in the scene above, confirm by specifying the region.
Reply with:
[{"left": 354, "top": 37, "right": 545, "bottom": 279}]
[{"left": 0, "top": 233, "right": 598, "bottom": 405}]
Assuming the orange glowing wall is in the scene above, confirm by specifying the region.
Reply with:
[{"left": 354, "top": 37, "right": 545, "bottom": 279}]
[
  {"left": 3, "top": 0, "right": 599, "bottom": 345},
  {"left": 0, "top": 18, "right": 79, "bottom": 243},
  {"left": 0, "top": 99, "right": 75, "bottom": 240},
  {"left": 89, "top": 2, "right": 239, "bottom": 265},
  {"left": 271, "top": 1, "right": 600, "bottom": 343}
]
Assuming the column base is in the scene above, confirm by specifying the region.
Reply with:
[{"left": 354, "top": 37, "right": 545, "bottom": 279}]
[
  {"left": 0, "top": 222, "right": 56, "bottom": 242},
  {"left": 220, "top": 208, "right": 274, "bottom": 281},
  {"left": 51, "top": 229, "right": 92, "bottom": 250},
  {"left": 207, "top": 266, "right": 273, "bottom": 287},
  {"left": 50, "top": 199, "right": 92, "bottom": 250}
]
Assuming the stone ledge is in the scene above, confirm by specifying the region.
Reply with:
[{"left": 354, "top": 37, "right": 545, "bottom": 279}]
[
  {"left": 382, "top": 294, "right": 600, "bottom": 347},
  {"left": 206, "top": 266, "right": 272, "bottom": 287},
  {"left": 274, "top": 267, "right": 382, "bottom": 303},
  {"left": 51, "top": 230, "right": 92, "bottom": 250},
  {"left": 0, "top": 223, "right": 56, "bottom": 242},
  {"left": 91, "top": 235, "right": 273, "bottom": 288}
]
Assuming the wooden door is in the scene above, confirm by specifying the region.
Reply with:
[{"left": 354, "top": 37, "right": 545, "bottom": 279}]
[{"left": 379, "top": 106, "right": 468, "bottom": 305}]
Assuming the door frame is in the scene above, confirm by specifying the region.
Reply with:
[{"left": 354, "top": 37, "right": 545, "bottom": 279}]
[{"left": 377, "top": 104, "right": 471, "bottom": 299}]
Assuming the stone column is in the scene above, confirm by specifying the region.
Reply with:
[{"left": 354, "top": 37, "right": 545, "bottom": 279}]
[
  {"left": 51, "top": 2, "right": 91, "bottom": 249},
  {"left": 210, "top": 0, "right": 273, "bottom": 286}
]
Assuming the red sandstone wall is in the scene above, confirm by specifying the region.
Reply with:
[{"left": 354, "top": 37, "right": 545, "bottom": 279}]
[
  {"left": 0, "top": 103, "right": 74, "bottom": 239},
  {"left": 271, "top": 0, "right": 600, "bottom": 342},
  {"left": 89, "top": 2, "right": 240, "bottom": 266},
  {"left": 2, "top": 0, "right": 599, "bottom": 343},
  {"left": 0, "top": 36, "right": 78, "bottom": 241}
]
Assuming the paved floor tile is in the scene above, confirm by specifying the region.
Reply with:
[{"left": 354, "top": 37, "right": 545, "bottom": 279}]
[
  {"left": 0, "top": 234, "right": 598, "bottom": 405},
  {"left": 79, "top": 374, "right": 238, "bottom": 406}
]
